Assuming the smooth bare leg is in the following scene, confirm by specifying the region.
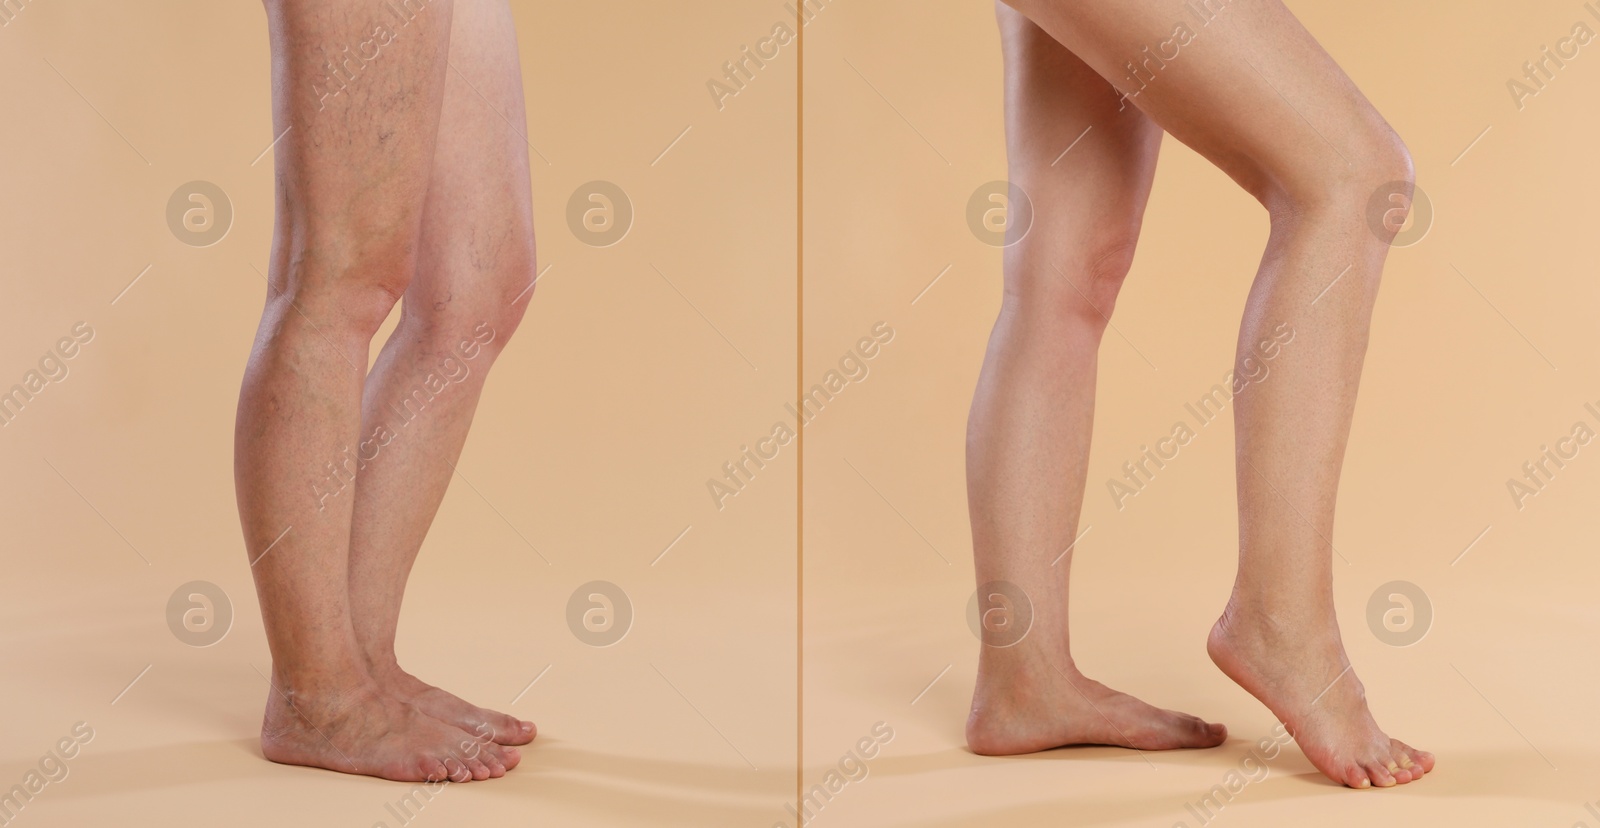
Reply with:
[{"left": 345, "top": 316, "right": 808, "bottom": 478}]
[
  {"left": 966, "top": 5, "right": 1227, "bottom": 757},
  {"left": 998, "top": 0, "right": 1434, "bottom": 788},
  {"left": 345, "top": 0, "right": 537, "bottom": 748},
  {"left": 239, "top": 0, "right": 514, "bottom": 782}
]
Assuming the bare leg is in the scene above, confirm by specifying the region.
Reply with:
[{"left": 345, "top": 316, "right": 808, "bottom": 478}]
[
  {"left": 1002, "top": 0, "right": 1434, "bottom": 788},
  {"left": 239, "top": 0, "right": 514, "bottom": 782},
  {"left": 345, "top": 0, "right": 537, "bottom": 747},
  {"left": 966, "top": 4, "right": 1228, "bottom": 756}
]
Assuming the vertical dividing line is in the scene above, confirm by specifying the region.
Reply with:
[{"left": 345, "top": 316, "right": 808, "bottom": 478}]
[{"left": 795, "top": 0, "right": 806, "bottom": 810}]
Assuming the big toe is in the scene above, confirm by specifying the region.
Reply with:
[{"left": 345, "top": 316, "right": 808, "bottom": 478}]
[
  {"left": 1174, "top": 715, "right": 1228, "bottom": 748},
  {"left": 1145, "top": 711, "right": 1227, "bottom": 749},
  {"left": 1172, "top": 710, "right": 1227, "bottom": 746},
  {"left": 483, "top": 710, "right": 536, "bottom": 745}
]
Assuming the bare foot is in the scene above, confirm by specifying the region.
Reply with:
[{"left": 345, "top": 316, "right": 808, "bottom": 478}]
[
  {"left": 967, "top": 659, "right": 1227, "bottom": 755},
  {"left": 1207, "top": 602, "right": 1435, "bottom": 788},
  {"left": 374, "top": 664, "right": 537, "bottom": 746},
  {"left": 261, "top": 681, "right": 521, "bottom": 782}
]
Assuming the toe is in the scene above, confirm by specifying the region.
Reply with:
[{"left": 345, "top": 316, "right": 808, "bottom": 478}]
[
  {"left": 490, "top": 712, "right": 536, "bottom": 745},
  {"left": 1151, "top": 710, "right": 1227, "bottom": 749},
  {"left": 418, "top": 758, "right": 449, "bottom": 783},
  {"left": 466, "top": 757, "right": 492, "bottom": 780},
  {"left": 1388, "top": 742, "right": 1418, "bottom": 781},
  {"left": 1363, "top": 760, "right": 1397, "bottom": 788},
  {"left": 1395, "top": 740, "right": 1433, "bottom": 774},
  {"left": 489, "top": 743, "right": 518, "bottom": 773},
  {"left": 473, "top": 709, "right": 535, "bottom": 745},
  {"left": 444, "top": 758, "right": 472, "bottom": 783},
  {"left": 1344, "top": 764, "right": 1371, "bottom": 789},
  {"left": 1179, "top": 715, "right": 1226, "bottom": 748},
  {"left": 479, "top": 745, "right": 507, "bottom": 778}
]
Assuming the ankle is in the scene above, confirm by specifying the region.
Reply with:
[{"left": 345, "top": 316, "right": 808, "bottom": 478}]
[
  {"left": 361, "top": 654, "right": 404, "bottom": 681},
  {"left": 1212, "top": 603, "right": 1343, "bottom": 659},
  {"left": 261, "top": 674, "right": 382, "bottom": 737},
  {"left": 1222, "top": 590, "right": 1335, "bottom": 626},
  {"left": 351, "top": 640, "right": 409, "bottom": 681},
  {"left": 268, "top": 662, "right": 379, "bottom": 705},
  {"left": 977, "top": 645, "right": 1080, "bottom": 690}
]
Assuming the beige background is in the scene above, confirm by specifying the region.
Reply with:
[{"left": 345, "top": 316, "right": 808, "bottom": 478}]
[
  {"left": 4, "top": 0, "right": 1600, "bottom": 825},
  {"left": 803, "top": 0, "right": 1600, "bottom": 826},
  {"left": 0, "top": 1, "right": 795, "bottom": 826}
]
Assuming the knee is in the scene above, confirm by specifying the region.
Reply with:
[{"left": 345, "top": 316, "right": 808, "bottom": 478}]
[
  {"left": 274, "top": 248, "right": 415, "bottom": 342},
  {"left": 1005, "top": 229, "right": 1141, "bottom": 333},
  {"left": 1263, "top": 123, "right": 1414, "bottom": 229},
  {"left": 1356, "top": 131, "right": 1417, "bottom": 246},
  {"left": 1373, "top": 130, "right": 1416, "bottom": 190},
  {"left": 479, "top": 296, "right": 530, "bottom": 357},
  {"left": 1253, "top": 126, "right": 1412, "bottom": 306},
  {"left": 401, "top": 270, "right": 535, "bottom": 362},
  {"left": 401, "top": 303, "right": 528, "bottom": 366},
  {"left": 420, "top": 302, "right": 527, "bottom": 362}
]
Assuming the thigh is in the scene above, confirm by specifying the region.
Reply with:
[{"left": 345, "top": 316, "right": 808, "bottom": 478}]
[
  {"left": 997, "top": 2, "right": 1161, "bottom": 311},
  {"left": 406, "top": 0, "right": 537, "bottom": 320},
  {"left": 1002, "top": 0, "right": 1405, "bottom": 208},
  {"left": 262, "top": 0, "right": 456, "bottom": 308}
]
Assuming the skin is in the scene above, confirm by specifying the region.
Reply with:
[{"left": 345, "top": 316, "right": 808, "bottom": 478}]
[
  {"left": 238, "top": 0, "right": 536, "bottom": 783},
  {"left": 965, "top": 0, "right": 1436, "bottom": 789}
]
